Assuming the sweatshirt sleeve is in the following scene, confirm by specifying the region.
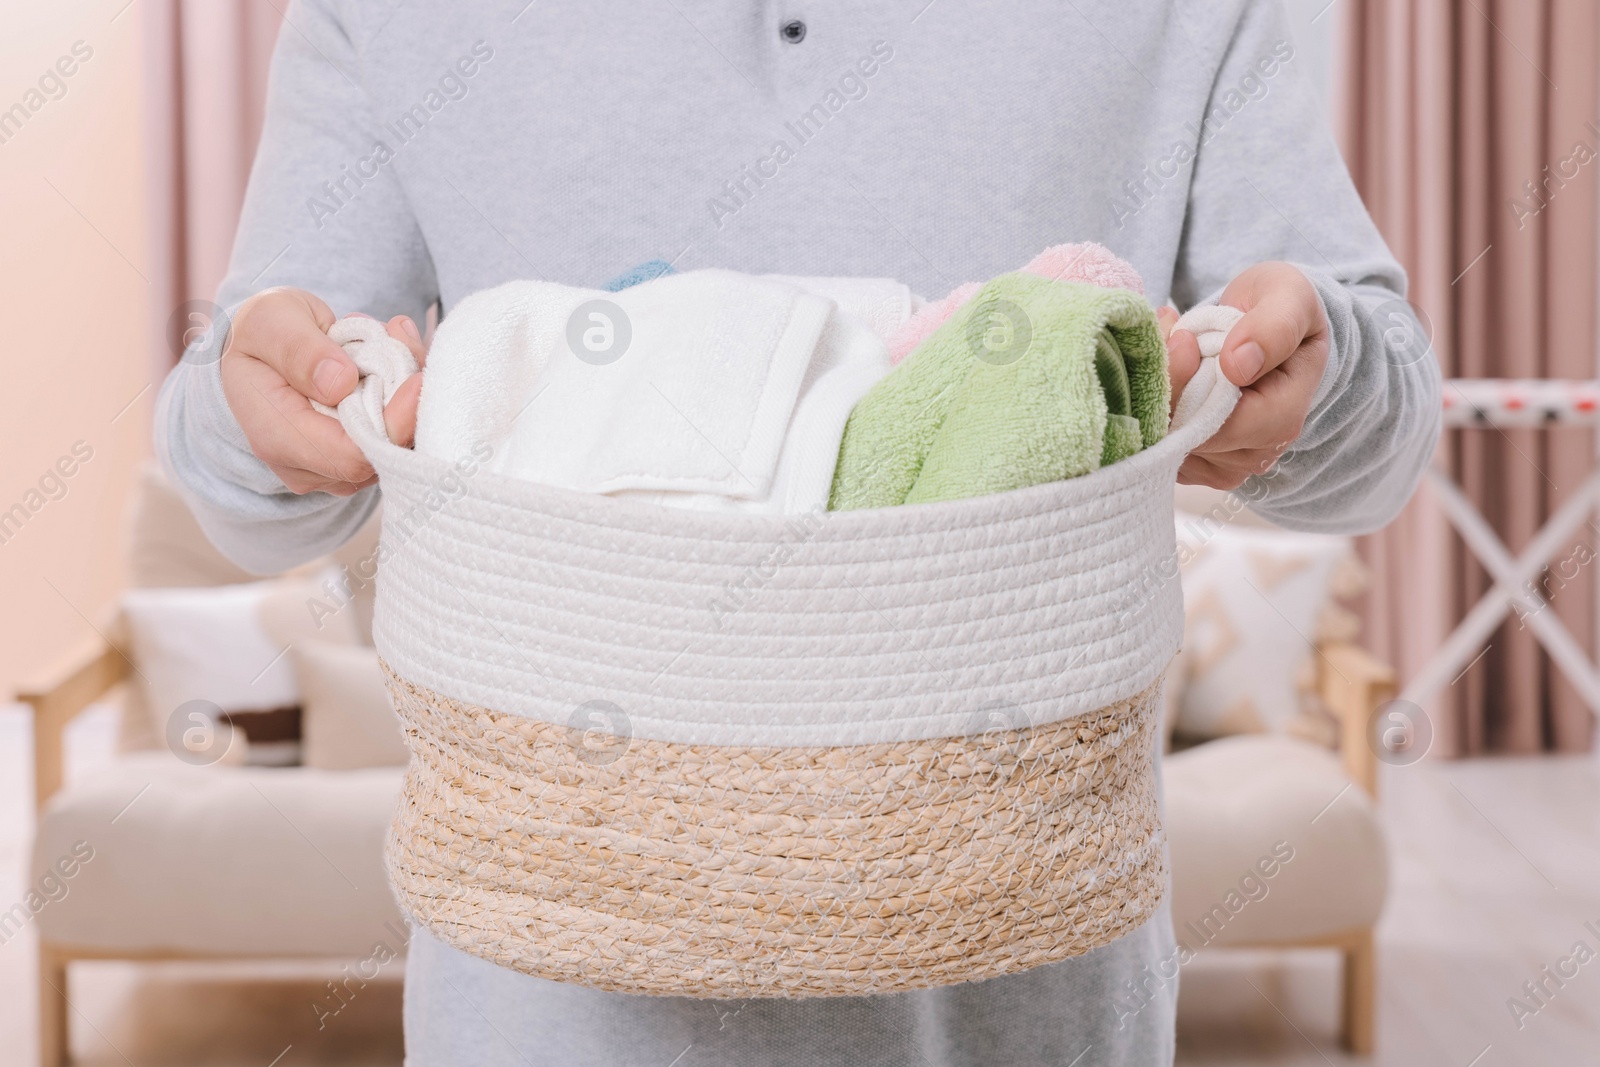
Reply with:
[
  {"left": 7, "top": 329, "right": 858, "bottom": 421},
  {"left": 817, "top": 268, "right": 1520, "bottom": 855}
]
[
  {"left": 154, "top": 0, "right": 438, "bottom": 575},
  {"left": 1169, "top": 0, "right": 1442, "bottom": 535}
]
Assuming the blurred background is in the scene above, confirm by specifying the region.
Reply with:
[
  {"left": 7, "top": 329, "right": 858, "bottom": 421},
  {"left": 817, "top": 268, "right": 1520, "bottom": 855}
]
[{"left": 0, "top": 1, "right": 1595, "bottom": 1065}]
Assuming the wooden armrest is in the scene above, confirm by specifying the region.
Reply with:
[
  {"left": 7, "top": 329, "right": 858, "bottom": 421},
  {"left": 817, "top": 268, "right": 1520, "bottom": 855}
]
[
  {"left": 1316, "top": 642, "right": 1397, "bottom": 799},
  {"left": 15, "top": 637, "right": 131, "bottom": 813}
]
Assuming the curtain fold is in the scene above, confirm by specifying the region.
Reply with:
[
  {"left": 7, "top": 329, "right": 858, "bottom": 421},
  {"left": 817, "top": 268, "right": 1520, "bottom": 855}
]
[
  {"left": 142, "top": 0, "right": 281, "bottom": 379},
  {"left": 1337, "top": 0, "right": 1598, "bottom": 755}
]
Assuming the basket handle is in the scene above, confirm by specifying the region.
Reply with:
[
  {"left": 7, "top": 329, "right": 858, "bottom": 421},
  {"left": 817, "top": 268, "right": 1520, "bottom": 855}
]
[
  {"left": 1164, "top": 304, "right": 1245, "bottom": 454},
  {"left": 314, "top": 316, "right": 420, "bottom": 455}
]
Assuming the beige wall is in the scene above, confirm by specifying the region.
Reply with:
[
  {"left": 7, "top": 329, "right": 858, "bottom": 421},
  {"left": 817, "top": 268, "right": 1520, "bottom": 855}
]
[{"left": 0, "top": 3, "right": 149, "bottom": 699}]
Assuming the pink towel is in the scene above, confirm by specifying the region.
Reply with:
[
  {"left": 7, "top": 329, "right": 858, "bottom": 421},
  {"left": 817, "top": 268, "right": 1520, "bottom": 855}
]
[
  {"left": 886, "top": 242, "right": 1146, "bottom": 365},
  {"left": 1021, "top": 243, "right": 1146, "bottom": 293}
]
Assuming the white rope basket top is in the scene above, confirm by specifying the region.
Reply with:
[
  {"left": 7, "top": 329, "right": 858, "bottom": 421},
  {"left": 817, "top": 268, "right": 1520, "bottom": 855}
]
[{"left": 331, "top": 304, "right": 1243, "bottom": 748}]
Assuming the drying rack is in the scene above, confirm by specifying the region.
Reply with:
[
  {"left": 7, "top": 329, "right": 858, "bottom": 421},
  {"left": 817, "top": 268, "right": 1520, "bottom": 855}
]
[{"left": 1399, "top": 379, "right": 1600, "bottom": 718}]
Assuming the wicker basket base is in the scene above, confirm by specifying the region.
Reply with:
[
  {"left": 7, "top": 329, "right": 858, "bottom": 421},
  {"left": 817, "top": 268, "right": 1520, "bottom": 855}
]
[{"left": 383, "top": 666, "right": 1167, "bottom": 998}]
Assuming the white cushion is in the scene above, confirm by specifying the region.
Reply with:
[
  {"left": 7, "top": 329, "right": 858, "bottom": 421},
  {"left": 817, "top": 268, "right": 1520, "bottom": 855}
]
[
  {"left": 121, "top": 579, "right": 361, "bottom": 766},
  {"left": 31, "top": 754, "right": 405, "bottom": 956},
  {"left": 121, "top": 582, "right": 297, "bottom": 719},
  {"left": 1173, "top": 520, "right": 1355, "bottom": 739},
  {"left": 1163, "top": 735, "right": 1387, "bottom": 947}
]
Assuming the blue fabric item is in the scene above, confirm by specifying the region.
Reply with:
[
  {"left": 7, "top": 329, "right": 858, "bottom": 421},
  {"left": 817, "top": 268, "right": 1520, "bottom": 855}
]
[{"left": 603, "top": 260, "right": 676, "bottom": 291}]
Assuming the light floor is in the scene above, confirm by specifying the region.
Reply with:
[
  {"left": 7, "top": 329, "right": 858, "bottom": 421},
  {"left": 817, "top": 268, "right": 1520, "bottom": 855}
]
[{"left": 2, "top": 704, "right": 1596, "bottom": 1066}]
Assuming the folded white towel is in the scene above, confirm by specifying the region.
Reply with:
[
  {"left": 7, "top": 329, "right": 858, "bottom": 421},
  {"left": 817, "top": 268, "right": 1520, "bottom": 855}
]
[
  {"left": 401, "top": 269, "right": 890, "bottom": 514},
  {"left": 629, "top": 294, "right": 891, "bottom": 514},
  {"left": 764, "top": 275, "right": 913, "bottom": 344}
]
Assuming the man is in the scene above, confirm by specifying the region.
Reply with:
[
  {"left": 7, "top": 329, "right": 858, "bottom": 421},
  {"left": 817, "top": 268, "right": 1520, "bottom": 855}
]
[{"left": 158, "top": 2, "right": 1439, "bottom": 1062}]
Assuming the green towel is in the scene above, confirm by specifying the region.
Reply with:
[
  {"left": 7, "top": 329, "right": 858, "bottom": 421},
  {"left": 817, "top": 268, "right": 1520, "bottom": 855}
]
[{"left": 829, "top": 272, "right": 1168, "bottom": 510}]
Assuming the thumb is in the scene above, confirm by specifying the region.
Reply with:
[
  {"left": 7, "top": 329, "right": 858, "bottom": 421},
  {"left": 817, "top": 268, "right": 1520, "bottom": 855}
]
[
  {"left": 1217, "top": 264, "right": 1323, "bottom": 387},
  {"left": 1158, "top": 305, "right": 1201, "bottom": 416}
]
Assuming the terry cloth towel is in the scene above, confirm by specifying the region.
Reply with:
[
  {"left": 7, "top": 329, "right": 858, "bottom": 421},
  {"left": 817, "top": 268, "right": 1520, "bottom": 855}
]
[
  {"left": 885, "top": 242, "right": 1146, "bottom": 365},
  {"left": 412, "top": 269, "right": 890, "bottom": 514},
  {"left": 830, "top": 271, "right": 1169, "bottom": 510},
  {"left": 607, "top": 261, "right": 915, "bottom": 347},
  {"left": 608, "top": 261, "right": 914, "bottom": 345},
  {"left": 765, "top": 275, "right": 915, "bottom": 345}
]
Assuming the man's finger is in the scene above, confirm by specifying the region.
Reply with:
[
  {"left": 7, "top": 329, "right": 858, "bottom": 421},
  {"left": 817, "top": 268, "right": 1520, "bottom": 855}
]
[
  {"left": 387, "top": 315, "right": 429, "bottom": 369},
  {"left": 1192, "top": 377, "right": 1310, "bottom": 460},
  {"left": 232, "top": 288, "right": 357, "bottom": 407},
  {"left": 268, "top": 462, "right": 370, "bottom": 496},
  {"left": 384, "top": 372, "right": 424, "bottom": 447},
  {"left": 1217, "top": 264, "right": 1324, "bottom": 387},
  {"left": 1177, "top": 453, "right": 1247, "bottom": 490},
  {"left": 1194, "top": 337, "right": 1323, "bottom": 455},
  {"left": 231, "top": 361, "right": 375, "bottom": 486},
  {"left": 1156, "top": 305, "right": 1179, "bottom": 337},
  {"left": 1166, "top": 328, "right": 1201, "bottom": 417},
  {"left": 255, "top": 394, "right": 375, "bottom": 486}
]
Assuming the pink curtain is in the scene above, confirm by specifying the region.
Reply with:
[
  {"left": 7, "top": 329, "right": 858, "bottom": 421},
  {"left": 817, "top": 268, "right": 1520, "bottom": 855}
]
[
  {"left": 1338, "top": 0, "right": 1598, "bottom": 755},
  {"left": 142, "top": 0, "right": 282, "bottom": 378}
]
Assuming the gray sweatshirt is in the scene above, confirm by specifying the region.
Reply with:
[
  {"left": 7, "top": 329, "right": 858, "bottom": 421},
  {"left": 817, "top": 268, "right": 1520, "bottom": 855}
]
[{"left": 155, "top": 1, "right": 1438, "bottom": 1063}]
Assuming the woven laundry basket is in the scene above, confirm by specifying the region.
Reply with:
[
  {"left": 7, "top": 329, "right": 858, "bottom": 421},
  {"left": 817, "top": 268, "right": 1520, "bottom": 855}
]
[{"left": 332, "top": 311, "right": 1243, "bottom": 1000}]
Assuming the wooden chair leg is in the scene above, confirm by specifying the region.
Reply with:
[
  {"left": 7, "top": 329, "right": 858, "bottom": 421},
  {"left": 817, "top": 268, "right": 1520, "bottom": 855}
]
[
  {"left": 1341, "top": 928, "right": 1376, "bottom": 1054},
  {"left": 38, "top": 941, "right": 68, "bottom": 1067}
]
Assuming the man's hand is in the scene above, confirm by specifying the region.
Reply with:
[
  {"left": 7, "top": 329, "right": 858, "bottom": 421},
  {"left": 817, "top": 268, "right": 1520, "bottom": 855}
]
[
  {"left": 1158, "top": 262, "right": 1329, "bottom": 489},
  {"left": 219, "top": 287, "right": 427, "bottom": 495}
]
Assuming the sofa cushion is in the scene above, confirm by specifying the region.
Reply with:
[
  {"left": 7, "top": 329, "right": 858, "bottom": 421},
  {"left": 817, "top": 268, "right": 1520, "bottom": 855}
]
[
  {"left": 31, "top": 754, "right": 405, "bottom": 957},
  {"left": 114, "top": 463, "right": 382, "bottom": 754},
  {"left": 1172, "top": 520, "right": 1364, "bottom": 744},
  {"left": 1163, "top": 735, "right": 1387, "bottom": 948}
]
